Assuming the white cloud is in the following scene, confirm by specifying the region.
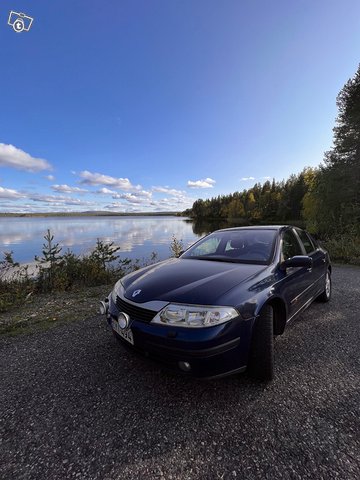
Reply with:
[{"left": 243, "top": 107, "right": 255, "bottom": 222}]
[
  {"left": 0, "top": 173, "right": 195, "bottom": 212},
  {"left": 240, "top": 176, "right": 255, "bottom": 181},
  {"left": 51, "top": 184, "right": 88, "bottom": 194},
  {"left": 0, "top": 186, "right": 24, "bottom": 199},
  {"left": 30, "top": 194, "right": 93, "bottom": 206},
  {"left": 0, "top": 143, "right": 52, "bottom": 172},
  {"left": 111, "top": 193, "right": 147, "bottom": 204},
  {"left": 261, "top": 176, "right": 272, "bottom": 180},
  {"left": 0, "top": 203, "right": 46, "bottom": 214},
  {"left": 102, "top": 189, "right": 152, "bottom": 201},
  {"left": 79, "top": 170, "right": 141, "bottom": 191},
  {"left": 104, "top": 202, "right": 126, "bottom": 211},
  {"left": 135, "top": 189, "right": 152, "bottom": 199},
  {"left": 103, "top": 190, "right": 195, "bottom": 212},
  {"left": 45, "top": 174, "right": 55, "bottom": 181},
  {"left": 95, "top": 187, "right": 118, "bottom": 195},
  {"left": 152, "top": 186, "right": 186, "bottom": 197},
  {"left": 148, "top": 195, "right": 195, "bottom": 210},
  {"left": 187, "top": 177, "right": 216, "bottom": 189},
  {"left": 151, "top": 187, "right": 196, "bottom": 210}
]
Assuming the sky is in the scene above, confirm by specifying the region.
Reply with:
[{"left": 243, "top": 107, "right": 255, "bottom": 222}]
[{"left": 0, "top": 0, "right": 360, "bottom": 213}]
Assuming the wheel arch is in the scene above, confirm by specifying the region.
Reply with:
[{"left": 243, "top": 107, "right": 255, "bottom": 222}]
[{"left": 263, "top": 297, "right": 287, "bottom": 335}]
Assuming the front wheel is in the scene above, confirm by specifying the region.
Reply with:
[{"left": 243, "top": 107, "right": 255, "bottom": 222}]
[
  {"left": 247, "top": 304, "right": 274, "bottom": 381},
  {"left": 317, "top": 269, "right": 331, "bottom": 303}
]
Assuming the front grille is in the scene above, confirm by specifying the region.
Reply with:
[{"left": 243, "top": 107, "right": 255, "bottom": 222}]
[{"left": 115, "top": 296, "right": 157, "bottom": 323}]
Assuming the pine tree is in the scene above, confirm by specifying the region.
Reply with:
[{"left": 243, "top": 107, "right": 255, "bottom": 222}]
[
  {"left": 315, "top": 65, "right": 360, "bottom": 234},
  {"left": 35, "top": 230, "right": 63, "bottom": 291}
]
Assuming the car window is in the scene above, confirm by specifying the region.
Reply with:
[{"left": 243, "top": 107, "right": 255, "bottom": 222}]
[
  {"left": 182, "top": 229, "right": 277, "bottom": 264},
  {"left": 225, "top": 239, "right": 244, "bottom": 251},
  {"left": 188, "top": 236, "right": 221, "bottom": 256},
  {"left": 308, "top": 234, "right": 318, "bottom": 250},
  {"left": 281, "top": 230, "right": 303, "bottom": 260},
  {"left": 296, "top": 229, "right": 315, "bottom": 254}
]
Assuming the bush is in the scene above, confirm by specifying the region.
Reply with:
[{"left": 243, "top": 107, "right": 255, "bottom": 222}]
[
  {"left": 0, "top": 252, "right": 33, "bottom": 312},
  {"left": 33, "top": 233, "right": 160, "bottom": 293},
  {"left": 34, "top": 236, "right": 121, "bottom": 292},
  {"left": 321, "top": 232, "right": 360, "bottom": 265},
  {"left": 0, "top": 232, "right": 162, "bottom": 312},
  {"left": 170, "top": 235, "right": 184, "bottom": 257}
]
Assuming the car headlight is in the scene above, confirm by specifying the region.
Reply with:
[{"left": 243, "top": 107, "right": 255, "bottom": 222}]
[{"left": 151, "top": 303, "right": 239, "bottom": 328}]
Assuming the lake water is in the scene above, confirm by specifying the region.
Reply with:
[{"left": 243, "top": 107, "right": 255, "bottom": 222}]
[{"left": 0, "top": 216, "right": 205, "bottom": 264}]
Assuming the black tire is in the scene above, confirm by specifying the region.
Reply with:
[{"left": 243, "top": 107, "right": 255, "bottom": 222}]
[
  {"left": 317, "top": 269, "right": 331, "bottom": 303},
  {"left": 247, "top": 304, "right": 274, "bottom": 381}
]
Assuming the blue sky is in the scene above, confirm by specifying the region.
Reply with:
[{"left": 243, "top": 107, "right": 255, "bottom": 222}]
[{"left": 0, "top": 0, "right": 359, "bottom": 213}]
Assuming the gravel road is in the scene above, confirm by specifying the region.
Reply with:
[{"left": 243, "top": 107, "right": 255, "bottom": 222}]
[{"left": 1, "top": 265, "right": 359, "bottom": 480}]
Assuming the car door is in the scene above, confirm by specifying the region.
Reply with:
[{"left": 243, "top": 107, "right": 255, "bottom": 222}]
[
  {"left": 279, "top": 228, "right": 313, "bottom": 319},
  {"left": 294, "top": 228, "right": 326, "bottom": 299}
]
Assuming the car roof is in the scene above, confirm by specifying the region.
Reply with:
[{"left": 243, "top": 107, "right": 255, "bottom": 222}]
[{"left": 214, "top": 225, "right": 295, "bottom": 233}]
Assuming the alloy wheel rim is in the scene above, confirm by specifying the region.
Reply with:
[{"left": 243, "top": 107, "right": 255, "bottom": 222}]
[{"left": 325, "top": 272, "right": 331, "bottom": 298}]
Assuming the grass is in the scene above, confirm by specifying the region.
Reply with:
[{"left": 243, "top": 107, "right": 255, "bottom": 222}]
[
  {"left": 0, "top": 284, "right": 112, "bottom": 337},
  {"left": 0, "top": 231, "right": 184, "bottom": 336}
]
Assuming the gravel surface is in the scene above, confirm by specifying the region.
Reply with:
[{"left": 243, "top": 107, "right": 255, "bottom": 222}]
[{"left": 1, "top": 265, "right": 359, "bottom": 480}]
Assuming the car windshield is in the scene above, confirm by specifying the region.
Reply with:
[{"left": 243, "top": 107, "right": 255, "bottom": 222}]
[{"left": 181, "top": 229, "right": 277, "bottom": 264}]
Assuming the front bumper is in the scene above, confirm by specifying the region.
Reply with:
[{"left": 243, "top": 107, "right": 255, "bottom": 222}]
[{"left": 107, "top": 303, "right": 253, "bottom": 378}]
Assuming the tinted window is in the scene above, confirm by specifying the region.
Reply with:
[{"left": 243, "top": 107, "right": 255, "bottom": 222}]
[
  {"left": 182, "top": 229, "right": 277, "bottom": 264},
  {"left": 281, "top": 230, "right": 303, "bottom": 260},
  {"left": 308, "top": 234, "right": 318, "bottom": 250},
  {"left": 296, "top": 229, "right": 315, "bottom": 254}
]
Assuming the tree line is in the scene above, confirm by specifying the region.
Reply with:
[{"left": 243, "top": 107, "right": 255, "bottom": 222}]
[
  {"left": 184, "top": 64, "right": 360, "bottom": 241},
  {"left": 184, "top": 170, "right": 314, "bottom": 227}
]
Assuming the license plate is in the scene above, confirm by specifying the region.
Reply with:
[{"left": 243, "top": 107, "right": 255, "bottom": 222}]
[{"left": 111, "top": 319, "right": 134, "bottom": 345}]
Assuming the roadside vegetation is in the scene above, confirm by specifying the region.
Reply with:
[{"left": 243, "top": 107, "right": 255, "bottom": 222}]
[
  {"left": 184, "top": 65, "right": 360, "bottom": 265},
  {"left": 0, "top": 230, "right": 184, "bottom": 314}
]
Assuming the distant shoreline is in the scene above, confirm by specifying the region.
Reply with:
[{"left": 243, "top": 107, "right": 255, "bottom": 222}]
[{"left": 0, "top": 211, "right": 184, "bottom": 218}]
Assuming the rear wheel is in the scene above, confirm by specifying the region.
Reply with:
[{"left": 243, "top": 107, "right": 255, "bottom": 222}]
[
  {"left": 248, "top": 304, "right": 274, "bottom": 381},
  {"left": 317, "top": 269, "right": 331, "bottom": 302}
]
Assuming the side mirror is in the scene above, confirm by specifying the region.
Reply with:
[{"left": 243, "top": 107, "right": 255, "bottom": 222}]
[{"left": 280, "top": 255, "right": 313, "bottom": 271}]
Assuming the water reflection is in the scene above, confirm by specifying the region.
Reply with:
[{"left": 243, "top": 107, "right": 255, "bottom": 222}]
[{"left": 0, "top": 216, "right": 205, "bottom": 263}]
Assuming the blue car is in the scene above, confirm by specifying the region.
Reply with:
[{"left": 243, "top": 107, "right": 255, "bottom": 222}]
[{"left": 100, "top": 226, "right": 331, "bottom": 381}]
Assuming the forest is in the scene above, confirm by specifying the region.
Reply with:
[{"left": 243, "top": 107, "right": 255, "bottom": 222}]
[{"left": 184, "top": 65, "right": 360, "bottom": 263}]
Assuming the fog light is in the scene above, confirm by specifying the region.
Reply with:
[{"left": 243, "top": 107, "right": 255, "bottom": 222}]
[
  {"left": 178, "top": 361, "right": 191, "bottom": 372},
  {"left": 118, "top": 312, "right": 130, "bottom": 330}
]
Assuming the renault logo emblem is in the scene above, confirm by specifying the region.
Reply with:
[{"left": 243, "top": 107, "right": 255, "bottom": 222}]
[{"left": 132, "top": 289, "right": 141, "bottom": 298}]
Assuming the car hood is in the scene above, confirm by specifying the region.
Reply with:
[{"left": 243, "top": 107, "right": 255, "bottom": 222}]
[{"left": 121, "top": 258, "right": 267, "bottom": 305}]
